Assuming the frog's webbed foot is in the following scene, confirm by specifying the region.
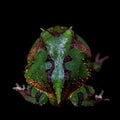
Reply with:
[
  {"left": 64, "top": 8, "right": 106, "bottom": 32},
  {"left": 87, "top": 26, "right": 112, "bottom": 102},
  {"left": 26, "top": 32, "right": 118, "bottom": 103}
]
[
  {"left": 94, "top": 53, "right": 109, "bottom": 72},
  {"left": 13, "top": 83, "right": 30, "bottom": 101}
]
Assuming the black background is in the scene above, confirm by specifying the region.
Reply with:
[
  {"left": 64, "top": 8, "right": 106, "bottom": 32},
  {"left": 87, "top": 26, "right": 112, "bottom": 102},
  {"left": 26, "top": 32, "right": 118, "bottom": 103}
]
[{"left": 4, "top": 2, "right": 116, "bottom": 118}]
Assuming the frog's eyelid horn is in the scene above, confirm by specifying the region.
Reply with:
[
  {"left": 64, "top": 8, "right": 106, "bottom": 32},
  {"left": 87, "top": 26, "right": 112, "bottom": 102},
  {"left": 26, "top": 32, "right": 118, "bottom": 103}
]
[
  {"left": 69, "top": 26, "right": 73, "bottom": 30},
  {"left": 40, "top": 28, "right": 45, "bottom": 32},
  {"left": 40, "top": 28, "right": 53, "bottom": 34}
]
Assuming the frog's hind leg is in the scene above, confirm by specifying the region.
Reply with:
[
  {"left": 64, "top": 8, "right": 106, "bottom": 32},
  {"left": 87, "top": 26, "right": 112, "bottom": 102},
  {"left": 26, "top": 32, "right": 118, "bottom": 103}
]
[
  {"left": 69, "top": 85, "right": 95, "bottom": 107},
  {"left": 69, "top": 85, "right": 109, "bottom": 107},
  {"left": 13, "top": 83, "right": 48, "bottom": 106}
]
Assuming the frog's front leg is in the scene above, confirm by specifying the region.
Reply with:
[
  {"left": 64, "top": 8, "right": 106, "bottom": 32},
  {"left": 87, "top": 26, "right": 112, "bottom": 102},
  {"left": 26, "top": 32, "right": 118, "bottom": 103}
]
[
  {"left": 13, "top": 83, "right": 48, "bottom": 106},
  {"left": 69, "top": 85, "right": 109, "bottom": 107},
  {"left": 91, "top": 53, "right": 109, "bottom": 72}
]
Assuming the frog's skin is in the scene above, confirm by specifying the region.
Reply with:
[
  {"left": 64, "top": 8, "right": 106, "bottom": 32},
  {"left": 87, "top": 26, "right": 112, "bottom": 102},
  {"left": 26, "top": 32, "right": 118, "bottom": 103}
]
[{"left": 13, "top": 26, "right": 109, "bottom": 107}]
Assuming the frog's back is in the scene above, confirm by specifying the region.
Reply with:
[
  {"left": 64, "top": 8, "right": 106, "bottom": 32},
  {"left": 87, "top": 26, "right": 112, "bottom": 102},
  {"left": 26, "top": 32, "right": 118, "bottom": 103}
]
[{"left": 25, "top": 25, "right": 92, "bottom": 104}]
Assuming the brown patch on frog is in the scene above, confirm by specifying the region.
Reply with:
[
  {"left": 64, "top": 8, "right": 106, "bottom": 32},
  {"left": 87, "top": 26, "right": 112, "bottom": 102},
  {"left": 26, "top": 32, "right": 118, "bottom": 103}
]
[
  {"left": 17, "top": 90, "right": 30, "bottom": 101},
  {"left": 39, "top": 37, "right": 45, "bottom": 49},
  {"left": 48, "top": 27, "right": 60, "bottom": 37},
  {"left": 48, "top": 26, "right": 67, "bottom": 37},
  {"left": 27, "top": 38, "right": 45, "bottom": 61},
  {"left": 60, "top": 26, "right": 67, "bottom": 32},
  {"left": 16, "top": 89, "right": 31, "bottom": 101},
  {"left": 61, "top": 79, "right": 85, "bottom": 101},
  {"left": 71, "top": 38, "right": 91, "bottom": 58},
  {"left": 26, "top": 79, "right": 56, "bottom": 100},
  {"left": 64, "top": 70, "right": 71, "bottom": 81},
  {"left": 27, "top": 39, "right": 40, "bottom": 61}
]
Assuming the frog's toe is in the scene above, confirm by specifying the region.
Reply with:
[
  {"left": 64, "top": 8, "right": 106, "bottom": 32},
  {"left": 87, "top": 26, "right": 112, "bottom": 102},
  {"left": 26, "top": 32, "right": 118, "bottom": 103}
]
[
  {"left": 95, "top": 90, "right": 104, "bottom": 100},
  {"left": 95, "top": 90, "right": 110, "bottom": 102},
  {"left": 97, "top": 53, "right": 109, "bottom": 64},
  {"left": 13, "top": 83, "right": 25, "bottom": 91},
  {"left": 94, "top": 53, "right": 109, "bottom": 72},
  {"left": 95, "top": 53, "right": 109, "bottom": 64}
]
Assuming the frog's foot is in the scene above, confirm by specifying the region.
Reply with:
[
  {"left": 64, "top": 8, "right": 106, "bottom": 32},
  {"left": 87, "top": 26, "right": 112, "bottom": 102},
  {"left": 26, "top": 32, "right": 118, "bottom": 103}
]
[
  {"left": 13, "top": 83, "right": 25, "bottom": 91},
  {"left": 69, "top": 86, "right": 110, "bottom": 107},
  {"left": 95, "top": 53, "right": 109, "bottom": 71},
  {"left": 81, "top": 90, "right": 110, "bottom": 107},
  {"left": 13, "top": 83, "right": 30, "bottom": 101},
  {"left": 13, "top": 83, "right": 48, "bottom": 105},
  {"left": 95, "top": 90, "right": 110, "bottom": 102}
]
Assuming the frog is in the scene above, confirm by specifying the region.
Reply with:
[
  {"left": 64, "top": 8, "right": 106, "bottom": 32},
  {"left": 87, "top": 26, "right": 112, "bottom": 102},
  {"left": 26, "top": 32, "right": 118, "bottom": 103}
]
[{"left": 13, "top": 25, "right": 109, "bottom": 107}]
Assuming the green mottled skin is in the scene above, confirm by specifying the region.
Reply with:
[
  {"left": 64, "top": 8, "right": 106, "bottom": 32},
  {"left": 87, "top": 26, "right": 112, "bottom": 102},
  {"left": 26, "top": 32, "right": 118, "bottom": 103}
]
[{"left": 14, "top": 26, "right": 108, "bottom": 107}]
